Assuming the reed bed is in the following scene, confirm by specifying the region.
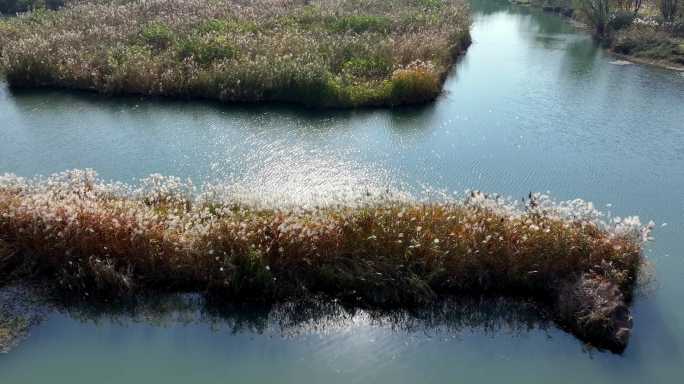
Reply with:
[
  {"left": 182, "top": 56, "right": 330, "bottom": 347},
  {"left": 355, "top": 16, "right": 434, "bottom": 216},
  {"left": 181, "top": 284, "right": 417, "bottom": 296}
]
[
  {"left": 0, "top": 170, "right": 652, "bottom": 350},
  {"left": 0, "top": 0, "right": 472, "bottom": 107}
]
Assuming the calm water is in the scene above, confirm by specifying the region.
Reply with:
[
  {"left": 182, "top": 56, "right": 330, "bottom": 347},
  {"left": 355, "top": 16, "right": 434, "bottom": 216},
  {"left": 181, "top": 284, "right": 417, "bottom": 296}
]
[{"left": 2, "top": 1, "right": 684, "bottom": 382}]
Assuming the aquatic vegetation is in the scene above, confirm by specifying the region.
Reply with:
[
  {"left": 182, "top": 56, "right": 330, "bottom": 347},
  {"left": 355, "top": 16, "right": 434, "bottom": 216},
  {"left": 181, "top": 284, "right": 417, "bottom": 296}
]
[
  {"left": 0, "top": 170, "right": 652, "bottom": 350},
  {"left": 0, "top": 0, "right": 472, "bottom": 107}
]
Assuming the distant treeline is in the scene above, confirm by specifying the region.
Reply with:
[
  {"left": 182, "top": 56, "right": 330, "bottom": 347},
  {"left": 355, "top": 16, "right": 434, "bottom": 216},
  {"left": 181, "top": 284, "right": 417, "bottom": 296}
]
[{"left": 0, "top": 0, "right": 64, "bottom": 14}]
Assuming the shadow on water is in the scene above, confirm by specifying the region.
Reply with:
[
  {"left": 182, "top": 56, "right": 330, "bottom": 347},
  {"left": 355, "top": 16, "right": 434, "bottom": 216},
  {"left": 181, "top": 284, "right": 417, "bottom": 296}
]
[
  {"left": 4, "top": 86, "right": 358, "bottom": 121},
  {"left": 3, "top": 83, "right": 440, "bottom": 128},
  {"left": 2, "top": 83, "right": 448, "bottom": 152},
  {"left": 0, "top": 284, "right": 556, "bottom": 353},
  {"left": 623, "top": 297, "right": 684, "bottom": 365}
]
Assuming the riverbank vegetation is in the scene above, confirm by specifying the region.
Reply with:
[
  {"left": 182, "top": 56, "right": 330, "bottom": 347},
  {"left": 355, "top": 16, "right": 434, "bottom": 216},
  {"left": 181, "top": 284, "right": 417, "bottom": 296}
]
[
  {"left": 519, "top": 0, "right": 684, "bottom": 68},
  {"left": 0, "top": 0, "right": 63, "bottom": 15},
  {"left": 0, "top": 0, "right": 471, "bottom": 107},
  {"left": 0, "top": 170, "right": 653, "bottom": 350},
  {"left": 576, "top": 0, "right": 683, "bottom": 67}
]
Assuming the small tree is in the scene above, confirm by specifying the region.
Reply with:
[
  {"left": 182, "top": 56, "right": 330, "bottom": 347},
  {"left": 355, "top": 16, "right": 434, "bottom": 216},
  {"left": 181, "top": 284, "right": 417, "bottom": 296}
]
[
  {"left": 575, "top": 0, "right": 612, "bottom": 36},
  {"left": 660, "top": 0, "right": 679, "bottom": 21}
]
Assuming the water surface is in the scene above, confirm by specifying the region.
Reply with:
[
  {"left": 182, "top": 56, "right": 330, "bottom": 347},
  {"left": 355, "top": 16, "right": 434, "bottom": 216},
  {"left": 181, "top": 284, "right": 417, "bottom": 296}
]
[{"left": 1, "top": 1, "right": 684, "bottom": 382}]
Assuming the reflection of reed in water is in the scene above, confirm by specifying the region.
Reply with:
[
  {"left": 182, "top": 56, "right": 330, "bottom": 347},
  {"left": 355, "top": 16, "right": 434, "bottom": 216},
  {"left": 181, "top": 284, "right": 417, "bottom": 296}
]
[{"left": 0, "top": 284, "right": 553, "bottom": 354}]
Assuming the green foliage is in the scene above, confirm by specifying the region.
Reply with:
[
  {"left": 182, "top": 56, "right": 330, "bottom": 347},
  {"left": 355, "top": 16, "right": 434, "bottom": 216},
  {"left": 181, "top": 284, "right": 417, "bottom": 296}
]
[
  {"left": 330, "top": 79, "right": 393, "bottom": 107},
  {"left": 0, "top": 19, "right": 16, "bottom": 39},
  {"left": 608, "top": 11, "right": 635, "bottom": 31},
  {"left": 107, "top": 45, "right": 151, "bottom": 67},
  {"left": 327, "top": 15, "right": 392, "bottom": 33},
  {"left": 195, "top": 18, "right": 259, "bottom": 34},
  {"left": 214, "top": 249, "right": 276, "bottom": 299},
  {"left": 140, "top": 22, "right": 174, "bottom": 51},
  {"left": 296, "top": 9, "right": 392, "bottom": 34},
  {"left": 399, "top": 12, "right": 441, "bottom": 29},
  {"left": 178, "top": 35, "right": 237, "bottom": 65},
  {"left": 416, "top": 0, "right": 445, "bottom": 9},
  {"left": 4, "top": 51, "right": 56, "bottom": 86},
  {"left": 613, "top": 25, "right": 684, "bottom": 64},
  {"left": 341, "top": 56, "right": 393, "bottom": 78},
  {"left": 390, "top": 68, "right": 440, "bottom": 105},
  {"left": 294, "top": 4, "right": 325, "bottom": 27}
]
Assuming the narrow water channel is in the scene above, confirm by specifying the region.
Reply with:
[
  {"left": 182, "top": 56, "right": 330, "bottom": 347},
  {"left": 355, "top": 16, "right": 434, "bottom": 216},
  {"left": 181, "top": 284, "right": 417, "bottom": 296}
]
[{"left": 1, "top": 1, "right": 684, "bottom": 382}]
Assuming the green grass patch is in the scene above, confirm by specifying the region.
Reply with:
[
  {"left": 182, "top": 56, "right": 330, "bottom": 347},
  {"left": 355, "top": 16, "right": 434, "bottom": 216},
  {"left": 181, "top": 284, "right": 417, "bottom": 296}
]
[
  {"left": 327, "top": 14, "right": 392, "bottom": 33},
  {"left": 140, "top": 22, "right": 174, "bottom": 51},
  {"left": 195, "top": 18, "right": 259, "bottom": 35},
  {"left": 178, "top": 35, "right": 238, "bottom": 65}
]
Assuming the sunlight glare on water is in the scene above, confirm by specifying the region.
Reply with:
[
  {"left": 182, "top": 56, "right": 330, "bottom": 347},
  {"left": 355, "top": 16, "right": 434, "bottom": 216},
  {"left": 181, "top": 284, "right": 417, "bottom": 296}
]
[{"left": 1, "top": 1, "right": 684, "bottom": 383}]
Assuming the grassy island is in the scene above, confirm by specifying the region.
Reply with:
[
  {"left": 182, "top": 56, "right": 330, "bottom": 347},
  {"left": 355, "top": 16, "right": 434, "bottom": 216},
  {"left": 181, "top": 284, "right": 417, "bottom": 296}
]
[
  {"left": 0, "top": 0, "right": 472, "bottom": 107},
  {"left": 0, "top": 170, "right": 652, "bottom": 351}
]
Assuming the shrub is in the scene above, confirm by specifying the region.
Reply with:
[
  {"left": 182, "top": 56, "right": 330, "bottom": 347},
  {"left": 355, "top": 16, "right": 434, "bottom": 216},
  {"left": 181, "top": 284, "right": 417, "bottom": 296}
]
[
  {"left": 195, "top": 18, "right": 259, "bottom": 34},
  {"left": 0, "top": 19, "right": 18, "bottom": 40},
  {"left": 608, "top": 11, "right": 635, "bottom": 32},
  {"left": 416, "top": 0, "right": 445, "bottom": 9},
  {"left": 341, "top": 56, "right": 393, "bottom": 78},
  {"left": 336, "top": 80, "right": 393, "bottom": 106},
  {"left": 3, "top": 51, "right": 57, "bottom": 87},
  {"left": 613, "top": 25, "right": 679, "bottom": 61},
  {"left": 178, "top": 35, "right": 238, "bottom": 65},
  {"left": 140, "top": 22, "right": 174, "bottom": 51},
  {"left": 390, "top": 63, "right": 440, "bottom": 105},
  {"left": 328, "top": 15, "right": 392, "bottom": 34}
]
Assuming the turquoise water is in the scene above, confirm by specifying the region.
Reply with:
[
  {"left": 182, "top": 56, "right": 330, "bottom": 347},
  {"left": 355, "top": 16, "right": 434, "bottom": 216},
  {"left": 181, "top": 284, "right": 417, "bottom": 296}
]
[{"left": 2, "top": 1, "right": 684, "bottom": 382}]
